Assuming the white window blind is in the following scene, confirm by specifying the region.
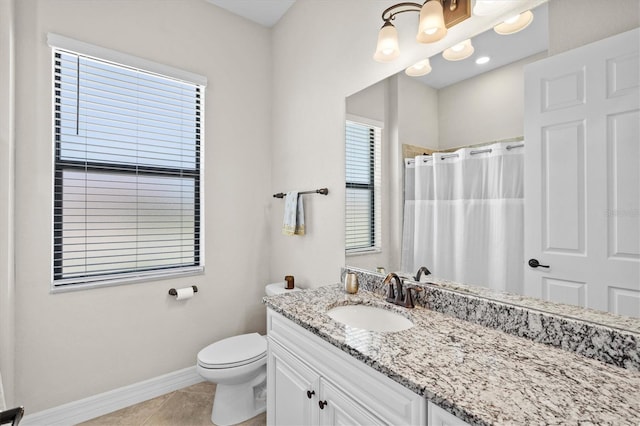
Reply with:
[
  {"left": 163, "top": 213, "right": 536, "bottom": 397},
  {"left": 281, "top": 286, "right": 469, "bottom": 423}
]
[
  {"left": 52, "top": 47, "right": 204, "bottom": 288},
  {"left": 345, "top": 119, "right": 381, "bottom": 252}
]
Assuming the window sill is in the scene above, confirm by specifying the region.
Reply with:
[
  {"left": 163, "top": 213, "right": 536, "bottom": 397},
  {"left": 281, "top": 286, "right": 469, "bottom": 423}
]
[
  {"left": 50, "top": 266, "right": 205, "bottom": 293},
  {"left": 345, "top": 248, "right": 382, "bottom": 257}
]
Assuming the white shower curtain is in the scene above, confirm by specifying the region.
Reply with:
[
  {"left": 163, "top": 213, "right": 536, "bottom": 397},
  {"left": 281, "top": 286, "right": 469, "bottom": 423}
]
[{"left": 401, "top": 141, "right": 524, "bottom": 293}]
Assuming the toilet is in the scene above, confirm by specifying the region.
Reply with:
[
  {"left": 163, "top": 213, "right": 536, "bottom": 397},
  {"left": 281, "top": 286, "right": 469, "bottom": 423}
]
[{"left": 196, "top": 283, "right": 300, "bottom": 426}]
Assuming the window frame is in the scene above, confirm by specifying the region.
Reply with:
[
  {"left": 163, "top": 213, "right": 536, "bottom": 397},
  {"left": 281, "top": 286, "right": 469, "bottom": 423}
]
[{"left": 49, "top": 34, "right": 207, "bottom": 292}]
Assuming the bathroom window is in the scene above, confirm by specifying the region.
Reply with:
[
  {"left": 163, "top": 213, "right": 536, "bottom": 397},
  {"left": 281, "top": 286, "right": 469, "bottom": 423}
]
[
  {"left": 345, "top": 117, "right": 381, "bottom": 253},
  {"left": 50, "top": 34, "right": 206, "bottom": 289}
]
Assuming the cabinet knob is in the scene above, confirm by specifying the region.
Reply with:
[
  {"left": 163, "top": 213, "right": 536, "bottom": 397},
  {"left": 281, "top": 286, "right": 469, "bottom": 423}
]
[
  {"left": 306, "top": 390, "right": 315, "bottom": 399},
  {"left": 319, "top": 400, "right": 328, "bottom": 409}
]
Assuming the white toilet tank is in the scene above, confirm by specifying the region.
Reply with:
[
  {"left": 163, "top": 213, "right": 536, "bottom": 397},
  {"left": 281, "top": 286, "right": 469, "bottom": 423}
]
[{"left": 265, "top": 282, "right": 301, "bottom": 296}]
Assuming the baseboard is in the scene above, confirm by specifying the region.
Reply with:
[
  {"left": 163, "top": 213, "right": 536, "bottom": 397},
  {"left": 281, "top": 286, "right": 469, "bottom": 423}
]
[{"left": 21, "top": 366, "right": 204, "bottom": 426}]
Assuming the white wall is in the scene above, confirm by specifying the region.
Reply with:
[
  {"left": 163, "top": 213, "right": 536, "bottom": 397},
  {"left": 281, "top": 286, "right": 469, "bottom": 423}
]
[
  {"left": 0, "top": 0, "right": 16, "bottom": 409},
  {"left": 437, "top": 52, "right": 545, "bottom": 150},
  {"left": 548, "top": 0, "right": 639, "bottom": 56},
  {"left": 398, "top": 73, "right": 438, "bottom": 150},
  {"left": 12, "top": 0, "right": 272, "bottom": 412}
]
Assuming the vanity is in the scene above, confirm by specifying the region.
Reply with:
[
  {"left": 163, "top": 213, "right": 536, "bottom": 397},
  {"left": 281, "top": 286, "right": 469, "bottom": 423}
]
[{"left": 263, "top": 277, "right": 640, "bottom": 425}]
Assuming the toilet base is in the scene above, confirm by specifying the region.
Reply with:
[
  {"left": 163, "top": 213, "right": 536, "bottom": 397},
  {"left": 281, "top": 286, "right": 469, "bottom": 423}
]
[{"left": 211, "top": 368, "right": 267, "bottom": 426}]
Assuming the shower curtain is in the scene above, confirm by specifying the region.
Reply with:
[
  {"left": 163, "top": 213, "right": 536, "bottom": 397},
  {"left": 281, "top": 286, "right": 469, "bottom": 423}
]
[{"left": 401, "top": 141, "right": 524, "bottom": 293}]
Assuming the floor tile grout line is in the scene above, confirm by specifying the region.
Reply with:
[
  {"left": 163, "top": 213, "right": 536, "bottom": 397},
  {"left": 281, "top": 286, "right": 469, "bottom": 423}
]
[{"left": 140, "top": 390, "right": 177, "bottom": 426}]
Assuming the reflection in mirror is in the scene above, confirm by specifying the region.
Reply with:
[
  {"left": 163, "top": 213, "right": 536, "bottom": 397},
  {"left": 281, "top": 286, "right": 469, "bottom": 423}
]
[{"left": 344, "top": 2, "right": 640, "bottom": 323}]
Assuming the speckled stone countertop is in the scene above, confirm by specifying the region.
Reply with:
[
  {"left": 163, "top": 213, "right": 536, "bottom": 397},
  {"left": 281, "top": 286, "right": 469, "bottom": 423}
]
[{"left": 264, "top": 285, "right": 640, "bottom": 426}]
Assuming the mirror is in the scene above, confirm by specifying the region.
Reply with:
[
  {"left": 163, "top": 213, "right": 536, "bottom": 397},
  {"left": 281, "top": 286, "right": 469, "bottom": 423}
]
[{"left": 344, "top": 3, "right": 640, "bottom": 327}]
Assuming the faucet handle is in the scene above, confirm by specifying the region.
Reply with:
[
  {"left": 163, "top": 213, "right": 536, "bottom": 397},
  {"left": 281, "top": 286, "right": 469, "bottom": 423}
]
[
  {"left": 402, "top": 284, "right": 423, "bottom": 308},
  {"left": 384, "top": 279, "right": 396, "bottom": 303}
]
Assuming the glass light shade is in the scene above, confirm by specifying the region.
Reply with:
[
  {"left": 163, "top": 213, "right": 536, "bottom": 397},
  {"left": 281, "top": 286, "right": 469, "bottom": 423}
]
[
  {"left": 472, "top": 0, "right": 512, "bottom": 16},
  {"left": 494, "top": 10, "right": 533, "bottom": 35},
  {"left": 405, "top": 58, "right": 432, "bottom": 77},
  {"left": 442, "top": 39, "right": 474, "bottom": 61},
  {"left": 416, "top": 0, "right": 447, "bottom": 43},
  {"left": 373, "top": 22, "right": 400, "bottom": 62}
]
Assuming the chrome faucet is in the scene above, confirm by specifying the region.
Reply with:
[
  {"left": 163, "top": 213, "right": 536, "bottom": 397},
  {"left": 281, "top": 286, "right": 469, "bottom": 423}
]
[
  {"left": 414, "top": 266, "right": 431, "bottom": 282},
  {"left": 383, "top": 273, "right": 422, "bottom": 308}
]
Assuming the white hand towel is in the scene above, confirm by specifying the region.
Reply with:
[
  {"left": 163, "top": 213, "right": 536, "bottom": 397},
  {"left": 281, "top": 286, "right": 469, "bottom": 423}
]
[{"left": 282, "top": 191, "right": 305, "bottom": 236}]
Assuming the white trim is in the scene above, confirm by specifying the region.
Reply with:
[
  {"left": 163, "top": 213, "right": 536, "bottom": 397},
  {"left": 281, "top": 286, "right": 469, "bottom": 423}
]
[
  {"left": 51, "top": 267, "right": 205, "bottom": 293},
  {"left": 47, "top": 33, "right": 208, "bottom": 86},
  {"left": 346, "top": 114, "right": 384, "bottom": 129},
  {"left": 21, "top": 367, "right": 204, "bottom": 426}
]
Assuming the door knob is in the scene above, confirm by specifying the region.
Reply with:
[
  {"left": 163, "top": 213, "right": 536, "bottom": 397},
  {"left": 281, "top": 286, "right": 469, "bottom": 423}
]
[
  {"left": 306, "top": 390, "right": 315, "bottom": 399},
  {"left": 319, "top": 400, "right": 328, "bottom": 409},
  {"left": 528, "top": 259, "right": 549, "bottom": 268}
]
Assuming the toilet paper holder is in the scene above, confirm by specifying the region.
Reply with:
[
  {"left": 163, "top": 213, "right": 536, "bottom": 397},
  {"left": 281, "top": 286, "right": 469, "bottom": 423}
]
[{"left": 168, "top": 285, "right": 198, "bottom": 296}]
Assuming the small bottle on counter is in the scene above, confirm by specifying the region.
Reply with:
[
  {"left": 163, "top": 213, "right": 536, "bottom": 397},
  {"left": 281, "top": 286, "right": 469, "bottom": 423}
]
[{"left": 285, "top": 275, "right": 295, "bottom": 289}]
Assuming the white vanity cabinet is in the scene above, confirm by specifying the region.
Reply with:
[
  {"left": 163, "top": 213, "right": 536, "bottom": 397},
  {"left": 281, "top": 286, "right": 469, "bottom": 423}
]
[{"left": 266, "top": 309, "right": 427, "bottom": 426}]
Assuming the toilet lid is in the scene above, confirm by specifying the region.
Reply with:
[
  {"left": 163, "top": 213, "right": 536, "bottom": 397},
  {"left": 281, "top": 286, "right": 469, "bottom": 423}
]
[{"left": 197, "top": 332, "right": 267, "bottom": 369}]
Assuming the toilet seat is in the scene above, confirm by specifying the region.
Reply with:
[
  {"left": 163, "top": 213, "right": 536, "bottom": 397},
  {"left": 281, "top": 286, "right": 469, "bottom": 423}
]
[{"left": 197, "top": 332, "right": 267, "bottom": 369}]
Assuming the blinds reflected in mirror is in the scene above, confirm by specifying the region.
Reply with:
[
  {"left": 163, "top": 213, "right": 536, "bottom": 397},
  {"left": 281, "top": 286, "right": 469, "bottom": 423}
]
[{"left": 345, "top": 119, "right": 382, "bottom": 252}]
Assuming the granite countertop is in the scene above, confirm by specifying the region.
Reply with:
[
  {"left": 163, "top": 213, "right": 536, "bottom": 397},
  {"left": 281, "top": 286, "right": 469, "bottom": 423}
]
[{"left": 264, "top": 284, "right": 640, "bottom": 426}]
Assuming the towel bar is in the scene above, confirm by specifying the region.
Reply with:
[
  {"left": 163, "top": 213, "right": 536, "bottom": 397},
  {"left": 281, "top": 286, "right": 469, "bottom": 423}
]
[{"left": 273, "top": 188, "right": 328, "bottom": 199}]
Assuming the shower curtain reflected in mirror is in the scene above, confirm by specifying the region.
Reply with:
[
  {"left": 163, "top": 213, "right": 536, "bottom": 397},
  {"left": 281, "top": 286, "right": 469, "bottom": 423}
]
[{"left": 401, "top": 142, "right": 524, "bottom": 293}]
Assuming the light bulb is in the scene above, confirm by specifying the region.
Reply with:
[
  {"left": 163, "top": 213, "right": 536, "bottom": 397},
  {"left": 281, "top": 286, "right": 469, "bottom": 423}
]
[
  {"left": 475, "top": 56, "right": 490, "bottom": 64},
  {"left": 494, "top": 10, "right": 534, "bottom": 35},
  {"left": 405, "top": 58, "right": 432, "bottom": 77},
  {"left": 416, "top": 0, "right": 447, "bottom": 43},
  {"left": 442, "top": 39, "right": 474, "bottom": 61},
  {"left": 373, "top": 22, "right": 400, "bottom": 62},
  {"left": 504, "top": 15, "right": 520, "bottom": 24}
]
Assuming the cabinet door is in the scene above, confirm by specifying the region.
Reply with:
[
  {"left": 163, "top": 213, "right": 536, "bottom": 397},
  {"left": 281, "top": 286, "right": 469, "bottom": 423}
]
[
  {"left": 318, "top": 379, "right": 384, "bottom": 426},
  {"left": 268, "top": 340, "right": 320, "bottom": 426}
]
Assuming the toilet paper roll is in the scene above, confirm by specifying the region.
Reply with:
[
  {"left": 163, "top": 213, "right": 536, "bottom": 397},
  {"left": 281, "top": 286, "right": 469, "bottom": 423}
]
[{"left": 175, "top": 287, "right": 194, "bottom": 300}]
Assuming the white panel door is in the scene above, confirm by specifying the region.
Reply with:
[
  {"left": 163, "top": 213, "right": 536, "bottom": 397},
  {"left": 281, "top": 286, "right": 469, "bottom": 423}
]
[{"left": 524, "top": 28, "right": 640, "bottom": 316}]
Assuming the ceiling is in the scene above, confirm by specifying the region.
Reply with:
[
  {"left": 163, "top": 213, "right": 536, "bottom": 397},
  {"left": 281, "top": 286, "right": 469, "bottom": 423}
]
[{"left": 205, "top": 0, "right": 296, "bottom": 27}]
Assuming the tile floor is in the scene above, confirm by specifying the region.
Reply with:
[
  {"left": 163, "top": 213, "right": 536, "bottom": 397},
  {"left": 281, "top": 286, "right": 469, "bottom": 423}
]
[{"left": 77, "top": 382, "right": 266, "bottom": 426}]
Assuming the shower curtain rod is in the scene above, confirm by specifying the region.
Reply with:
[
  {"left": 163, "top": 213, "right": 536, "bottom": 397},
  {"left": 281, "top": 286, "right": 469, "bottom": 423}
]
[
  {"left": 416, "top": 143, "right": 524, "bottom": 161},
  {"left": 273, "top": 188, "right": 329, "bottom": 199},
  {"left": 439, "top": 136, "right": 524, "bottom": 153}
]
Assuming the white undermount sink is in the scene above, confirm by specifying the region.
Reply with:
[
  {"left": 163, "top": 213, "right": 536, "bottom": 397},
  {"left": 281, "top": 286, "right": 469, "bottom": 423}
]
[{"left": 326, "top": 304, "right": 413, "bottom": 332}]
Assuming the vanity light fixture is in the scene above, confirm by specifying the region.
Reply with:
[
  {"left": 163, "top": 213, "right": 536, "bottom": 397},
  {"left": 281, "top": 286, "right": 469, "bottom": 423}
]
[
  {"left": 442, "top": 38, "right": 474, "bottom": 61},
  {"left": 494, "top": 10, "right": 534, "bottom": 35},
  {"left": 405, "top": 58, "right": 432, "bottom": 76},
  {"left": 475, "top": 56, "right": 490, "bottom": 64},
  {"left": 373, "top": 0, "right": 471, "bottom": 62}
]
